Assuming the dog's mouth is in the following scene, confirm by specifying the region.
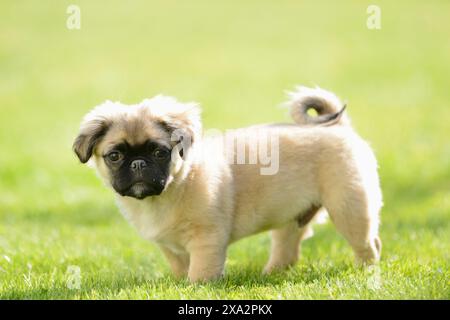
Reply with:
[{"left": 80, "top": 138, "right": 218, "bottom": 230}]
[{"left": 118, "top": 181, "right": 164, "bottom": 200}]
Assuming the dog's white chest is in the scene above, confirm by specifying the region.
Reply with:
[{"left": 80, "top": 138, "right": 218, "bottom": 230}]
[
  {"left": 117, "top": 198, "right": 174, "bottom": 243},
  {"left": 127, "top": 210, "right": 164, "bottom": 241}
]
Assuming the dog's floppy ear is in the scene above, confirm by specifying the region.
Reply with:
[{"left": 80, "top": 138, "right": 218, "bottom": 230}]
[
  {"left": 142, "top": 96, "right": 202, "bottom": 158},
  {"left": 158, "top": 121, "right": 193, "bottom": 159},
  {"left": 73, "top": 118, "right": 110, "bottom": 163},
  {"left": 160, "top": 104, "right": 202, "bottom": 159},
  {"left": 73, "top": 101, "right": 119, "bottom": 163},
  {"left": 159, "top": 107, "right": 201, "bottom": 146}
]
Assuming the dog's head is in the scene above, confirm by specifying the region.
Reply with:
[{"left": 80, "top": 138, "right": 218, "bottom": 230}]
[{"left": 73, "top": 96, "right": 201, "bottom": 199}]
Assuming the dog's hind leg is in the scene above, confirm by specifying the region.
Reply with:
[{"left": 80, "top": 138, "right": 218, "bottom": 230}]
[
  {"left": 324, "top": 188, "right": 382, "bottom": 264},
  {"left": 263, "top": 221, "right": 313, "bottom": 274}
]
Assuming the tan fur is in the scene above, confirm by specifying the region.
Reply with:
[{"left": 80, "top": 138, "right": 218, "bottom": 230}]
[{"left": 74, "top": 87, "right": 383, "bottom": 282}]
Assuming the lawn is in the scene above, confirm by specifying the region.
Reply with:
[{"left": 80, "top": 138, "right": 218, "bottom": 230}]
[{"left": 0, "top": 0, "right": 449, "bottom": 299}]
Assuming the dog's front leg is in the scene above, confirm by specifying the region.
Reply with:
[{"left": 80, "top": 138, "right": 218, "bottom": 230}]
[
  {"left": 186, "top": 237, "right": 227, "bottom": 282},
  {"left": 159, "top": 245, "right": 190, "bottom": 278}
]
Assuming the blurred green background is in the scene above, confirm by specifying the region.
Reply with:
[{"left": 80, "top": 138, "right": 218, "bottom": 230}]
[{"left": 0, "top": 1, "right": 449, "bottom": 299}]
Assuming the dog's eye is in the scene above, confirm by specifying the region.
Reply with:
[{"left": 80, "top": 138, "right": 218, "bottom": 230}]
[
  {"left": 153, "top": 148, "right": 170, "bottom": 160},
  {"left": 107, "top": 151, "right": 122, "bottom": 162}
]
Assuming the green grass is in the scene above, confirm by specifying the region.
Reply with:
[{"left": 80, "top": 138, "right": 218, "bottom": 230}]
[{"left": 0, "top": 0, "right": 449, "bottom": 299}]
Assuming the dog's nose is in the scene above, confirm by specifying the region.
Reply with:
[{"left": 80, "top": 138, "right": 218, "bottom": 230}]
[{"left": 130, "top": 159, "right": 147, "bottom": 172}]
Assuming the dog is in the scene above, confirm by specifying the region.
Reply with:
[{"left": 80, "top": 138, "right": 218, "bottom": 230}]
[{"left": 73, "top": 86, "right": 382, "bottom": 282}]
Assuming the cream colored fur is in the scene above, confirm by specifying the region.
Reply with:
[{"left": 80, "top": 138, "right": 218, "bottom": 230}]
[{"left": 75, "top": 86, "right": 383, "bottom": 282}]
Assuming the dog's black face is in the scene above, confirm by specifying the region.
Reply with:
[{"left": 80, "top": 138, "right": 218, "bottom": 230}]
[{"left": 103, "top": 140, "right": 172, "bottom": 199}]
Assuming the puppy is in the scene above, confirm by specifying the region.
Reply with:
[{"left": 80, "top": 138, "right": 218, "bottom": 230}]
[{"left": 73, "top": 87, "right": 382, "bottom": 282}]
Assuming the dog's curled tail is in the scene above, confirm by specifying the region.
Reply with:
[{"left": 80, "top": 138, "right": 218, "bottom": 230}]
[{"left": 287, "top": 86, "right": 350, "bottom": 126}]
